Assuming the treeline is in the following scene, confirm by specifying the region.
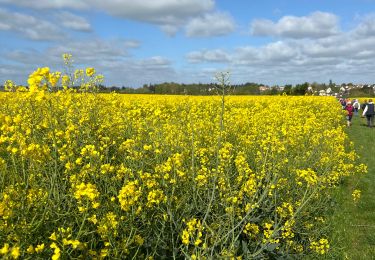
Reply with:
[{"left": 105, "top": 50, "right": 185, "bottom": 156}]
[
  {"left": 0, "top": 82, "right": 264, "bottom": 95},
  {"left": 107, "top": 82, "right": 375, "bottom": 96},
  {"left": 103, "top": 82, "right": 308, "bottom": 95},
  {"left": 1, "top": 82, "right": 374, "bottom": 96},
  {"left": 117, "top": 82, "right": 264, "bottom": 95}
]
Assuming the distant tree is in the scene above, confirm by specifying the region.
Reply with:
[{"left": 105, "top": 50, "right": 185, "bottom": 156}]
[
  {"left": 270, "top": 86, "right": 280, "bottom": 95},
  {"left": 148, "top": 84, "right": 156, "bottom": 93},
  {"left": 284, "top": 84, "right": 292, "bottom": 95},
  {"left": 293, "top": 82, "right": 309, "bottom": 95},
  {"left": 329, "top": 79, "right": 334, "bottom": 88}
]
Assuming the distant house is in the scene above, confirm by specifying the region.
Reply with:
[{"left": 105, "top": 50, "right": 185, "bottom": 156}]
[{"left": 259, "top": 85, "right": 270, "bottom": 92}]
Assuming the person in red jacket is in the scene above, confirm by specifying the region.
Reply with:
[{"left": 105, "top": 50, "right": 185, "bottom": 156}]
[{"left": 345, "top": 101, "right": 354, "bottom": 127}]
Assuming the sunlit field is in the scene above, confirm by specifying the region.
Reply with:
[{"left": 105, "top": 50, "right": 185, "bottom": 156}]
[{"left": 0, "top": 79, "right": 366, "bottom": 259}]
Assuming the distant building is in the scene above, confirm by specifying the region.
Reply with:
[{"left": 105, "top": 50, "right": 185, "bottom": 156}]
[{"left": 259, "top": 85, "right": 270, "bottom": 92}]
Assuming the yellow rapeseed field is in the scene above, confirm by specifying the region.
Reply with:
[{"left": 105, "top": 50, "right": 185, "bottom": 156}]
[{"left": 0, "top": 61, "right": 366, "bottom": 259}]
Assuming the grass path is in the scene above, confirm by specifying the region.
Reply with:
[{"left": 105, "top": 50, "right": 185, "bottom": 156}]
[{"left": 329, "top": 115, "right": 375, "bottom": 259}]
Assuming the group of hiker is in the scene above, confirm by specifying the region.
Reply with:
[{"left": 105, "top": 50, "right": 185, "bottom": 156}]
[{"left": 340, "top": 98, "right": 375, "bottom": 127}]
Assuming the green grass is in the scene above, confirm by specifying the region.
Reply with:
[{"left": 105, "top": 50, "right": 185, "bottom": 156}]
[{"left": 329, "top": 115, "right": 375, "bottom": 259}]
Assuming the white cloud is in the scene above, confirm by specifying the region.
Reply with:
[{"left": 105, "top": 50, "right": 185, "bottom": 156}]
[
  {"left": 47, "top": 39, "right": 130, "bottom": 63},
  {"left": 1, "top": 0, "right": 216, "bottom": 35},
  {"left": 251, "top": 12, "right": 340, "bottom": 38},
  {"left": 56, "top": 11, "right": 91, "bottom": 32},
  {"left": 2, "top": 38, "right": 132, "bottom": 69},
  {"left": 0, "top": 38, "right": 175, "bottom": 87},
  {"left": 160, "top": 24, "right": 179, "bottom": 36},
  {"left": 123, "top": 40, "right": 141, "bottom": 49},
  {"left": 91, "top": 0, "right": 215, "bottom": 35},
  {"left": 0, "top": 8, "right": 63, "bottom": 40},
  {"left": 86, "top": 57, "right": 177, "bottom": 87},
  {"left": 183, "top": 23, "right": 375, "bottom": 84},
  {"left": 353, "top": 15, "right": 375, "bottom": 36},
  {"left": 185, "top": 12, "right": 235, "bottom": 37},
  {"left": 139, "top": 56, "right": 171, "bottom": 68},
  {"left": 186, "top": 49, "right": 230, "bottom": 63},
  {"left": 89, "top": 0, "right": 214, "bottom": 24},
  {"left": 232, "top": 41, "right": 298, "bottom": 66},
  {"left": 258, "top": 41, "right": 298, "bottom": 62},
  {"left": 188, "top": 41, "right": 297, "bottom": 65},
  {"left": 0, "top": 0, "right": 88, "bottom": 9}
]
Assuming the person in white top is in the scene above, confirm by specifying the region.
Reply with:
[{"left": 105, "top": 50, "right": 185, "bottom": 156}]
[{"left": 352, "top": 99, "right": 360, "bottom": 116}]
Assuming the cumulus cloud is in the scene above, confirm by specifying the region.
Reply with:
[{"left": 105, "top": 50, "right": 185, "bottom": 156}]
[
  {"left": 83, "top": 57, "right": 177, "bottom": 87},
  {"left": 188, "top": 41, "right": 297, "bottom": 65},
  {"left": 186, "top": 49, "right": 231, "bottom": 63},
  {"left": 91, "top": 0, "right": 215, "bottom": 35},
  {"left": 257, "top": 41, "right": 298, "bottom": 62},
  {"left": 47, "top": 39, "right": 131, "bottom": 63},
  {"left": 0, "top": 8, "right": 63, "bottom": 40},
  {"left": 185, "top": 12, "right": 235, "bottom": 37},
  {"left": 56, "top": 11, "right": 91, "bottom": 32},
  {"left": 123, "top": 40, "right": 141, "bottom": 49},
  {"left": 90, "top": 0, "right": 214, "bottom": 23},
  {"left": 160, "top": 24, "right": 180, "bottom": 36},
  {"left": 184, "top": 22, "right": 375, "bottom": 84},
  {"left": 138, "top": 56, "right": 171, "bottom": 68},
  {"left": 107, "top": 60, "right": 178, "bottom": 87},
  {"left": 1, "top": 0, "right": 216, "bottom": 35},
  {"left": 2, "top": 37, "right": 140, "bottom": 68},
  {"left": 251, "top": 12, "right": 340, "bottom": 38},
  {"left": 353, "top": 15, "right": 375, "bottom": 36},
  {"left": 0, "top": 37, "right": 175, "bottom": 87},
  {"left": 0, "top": 0, "right": 88, "bottom": 10}
]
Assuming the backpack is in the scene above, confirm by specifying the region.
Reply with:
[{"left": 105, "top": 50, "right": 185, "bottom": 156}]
[{"left": 353, "top": 102, "right": 359, "bottom": 109}]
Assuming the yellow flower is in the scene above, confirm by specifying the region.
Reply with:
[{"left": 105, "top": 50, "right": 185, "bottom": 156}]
[
  {"left": 100, "top": 248, "right": 109, "bottom": 258},
  {"left": 88, "top": 214, "right": 98, "bottom": 224},
  {"left": 118, "top": 180, "right": 142, "bottom": 211},
  {"left": 10, "top": 246, "right": 20, "bottom": 259},
  {"left": 26, "top": 245, "right": 34, "bottom": 254},
  {"left": 134, "top": 234, "right": 144, "bottom": 246},
  {"left": 50, "top": 242, "right": 61, "bottom": 260},
  {"left": 35, "top": 243, "right": 45, "bottom": 253},
  {"left": 0, "top": 243, "right": 9, "bottom": 255},
  {"left": 352, "top": 189, "right": 361, "bottom": 203},
  {"left": 310, "top": 238, "right": 329, "bottom": 254},
  {"left": 143, "top": 144, "right": 152, "bottom": 150},
  {"left": 243, "top": 223, "right": 259, "bottom": 238},
  {"left": 181, "top": 230, "right": 189, "bottom": 245},
  {"left": 49, "top": 232, "right": 57, "bottom": 241},
  {"left": 86, "top": 67, "right": 95, "bottom": 77}
]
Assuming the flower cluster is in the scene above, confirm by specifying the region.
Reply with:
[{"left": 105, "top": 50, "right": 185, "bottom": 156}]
[
  {"left": 352, "top": 189, "right": 361, "bottom": 203},
  {"left": 310, "top": 238, "right": 330, "bottom": 254}
]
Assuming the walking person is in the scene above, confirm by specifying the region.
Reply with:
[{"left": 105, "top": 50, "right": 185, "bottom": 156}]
[
  {"left": 353, "top": 99, "right": 360, "bottom": 116},
  {"left": 361, "top": 99, "right": 368, "bottom": 111},
  {"left": 361, "top": 99, "right": 368, "bottom": 125},
  {"left": 340, "top": 98, "right": 346, "bottom": 109},
  {"left": 362, "top": 99, "right": 375, "bottom": 127},
  {"left": 345, "top": 101, "right": 354, "bottom": 127}
]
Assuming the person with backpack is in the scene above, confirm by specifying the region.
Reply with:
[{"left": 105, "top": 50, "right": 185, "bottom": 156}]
[
  {"left": 352, "top": 99, "right": 360, "bottom": 116},
  {"left": 362, "top": 99, "right": 375, "bottom": 127},
  {"left": 345, "top": 101, "right": 354, "bottom": 127},
  {"left": 340, "top": 98, "right": 346, "bottom": 109}
]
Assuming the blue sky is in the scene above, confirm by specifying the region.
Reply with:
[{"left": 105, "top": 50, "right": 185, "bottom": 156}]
[{"left": 1, "top": 0, "right": 375, "bottom": 87}]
